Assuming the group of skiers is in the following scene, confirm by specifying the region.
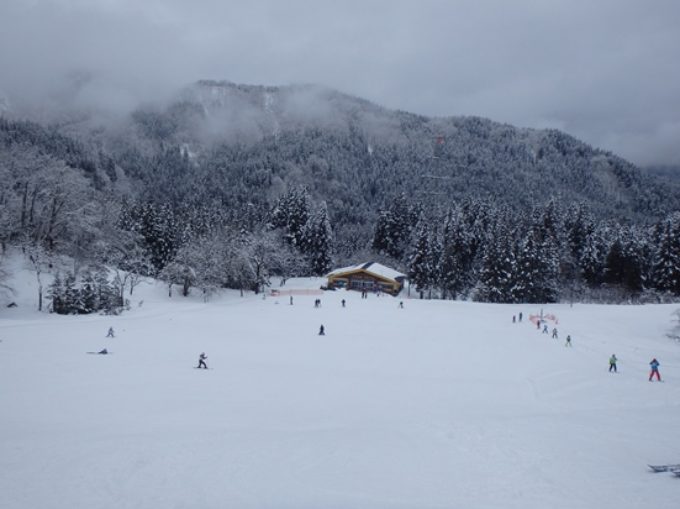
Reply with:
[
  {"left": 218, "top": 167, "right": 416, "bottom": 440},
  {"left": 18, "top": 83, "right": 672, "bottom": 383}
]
[
  {"left": 515, "top": 313, "right": 664, "bottom": 381},
  {"left": 607, "top": 355, "right": 662, "bottom": 381},
  {"left": 520, "top": 314, "right": 573, "bottom": 347}
]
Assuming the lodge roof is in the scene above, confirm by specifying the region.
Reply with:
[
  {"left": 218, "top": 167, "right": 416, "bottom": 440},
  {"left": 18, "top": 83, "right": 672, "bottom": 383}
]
[{"left": 326, "top": 262, "right": 406, "bottom": 282}]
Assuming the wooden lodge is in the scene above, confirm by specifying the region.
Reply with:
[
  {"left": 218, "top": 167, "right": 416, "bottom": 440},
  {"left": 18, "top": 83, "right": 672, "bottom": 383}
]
[{"left": 326, "top": 262, "right": 406, "bottom": 296}]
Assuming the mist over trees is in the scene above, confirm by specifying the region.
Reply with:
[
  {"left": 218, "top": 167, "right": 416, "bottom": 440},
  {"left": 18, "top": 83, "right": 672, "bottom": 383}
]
[{"left": 1, "top": 81, "right": 680, "bottom": 311}]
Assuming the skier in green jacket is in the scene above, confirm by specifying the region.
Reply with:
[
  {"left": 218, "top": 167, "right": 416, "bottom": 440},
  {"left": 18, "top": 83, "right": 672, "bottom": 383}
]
[{"left": 609, "top": 354, "right": 618, "bottom": 373}]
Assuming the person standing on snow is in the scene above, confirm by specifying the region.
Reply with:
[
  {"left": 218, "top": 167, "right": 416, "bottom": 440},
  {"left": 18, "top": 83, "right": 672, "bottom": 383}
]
[
  {"left": 552, "top": 328, "right": 558, "bottom": 339},
  {"left": 197, "top": 352, "right": 208, "bottom": 369},
  {"left": 649, "top": 358, "right": 661, "bottom": 381},
  {"left": 319, "top": 324, "right": 325, "bottom": 336},
  {"left": 106, "top": 327, "right": 115, "bottom": 338},
  {"left": 609, "top": 354, "right": 618, "bottom": 373},
  {"left": 565, "top": 335, "right": 572, "bottom": 347}
]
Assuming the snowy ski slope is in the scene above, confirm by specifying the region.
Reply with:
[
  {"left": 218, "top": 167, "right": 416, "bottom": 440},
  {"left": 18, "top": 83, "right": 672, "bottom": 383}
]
[{"left": 1, "top": 267, "right": 679, "bottom": 509}]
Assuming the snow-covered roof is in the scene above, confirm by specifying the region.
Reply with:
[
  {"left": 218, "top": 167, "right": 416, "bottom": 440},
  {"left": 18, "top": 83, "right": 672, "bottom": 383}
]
[{"left": 327, "top": 262, "right": 406, "bottom": 282}]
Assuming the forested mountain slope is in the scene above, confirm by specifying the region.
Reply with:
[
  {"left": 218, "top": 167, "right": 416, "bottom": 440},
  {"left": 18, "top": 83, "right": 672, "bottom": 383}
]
[{"left": 2, "top": 80, "right": 680, "bottom": 304}]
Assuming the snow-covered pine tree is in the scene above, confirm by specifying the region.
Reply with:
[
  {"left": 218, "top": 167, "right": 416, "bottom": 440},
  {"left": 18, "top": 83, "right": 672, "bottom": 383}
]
[
  {"left": 372, "top": 193, "right": 415, "bottom": 261},
  {"left": 564, "top": 202, "right": 595, "bottom": 262},
  {"left": 650, "top": 213, "right": 680, "bottom": 295},
  {"left": 47, "top": 272, "right": 65, "bottom": 314},
  {"left": 80, "top": 269, "right": 97, "bottom": 313},
  {"left": 580, "top": 226, "right": 608, "bottom": 288},
  {"left": 428, "top": 228, "right": 442, "bottom": 299},
  {"left": 94, "top": 267, "right": 118, "bottom": 312},
  {"left": 439, "top": 208, "right": 474, "bottom": 300},
  {"left": 63, "top": 272, "right": 80, "bottom": 314},
  {"left": 602, "top": 225, "right": 645, "bottom": 293},
  {"left": 408, "top": 220, "right": 433, "bottom": 298},
  {"left": 302, "top": 202, "right": 333, "bottom": 276},
  {"left": 270, "top": 187, "right": 310, "bottom": 250},
  {"left": 476, "top": 223, "right": 517, "bottom": 303}
]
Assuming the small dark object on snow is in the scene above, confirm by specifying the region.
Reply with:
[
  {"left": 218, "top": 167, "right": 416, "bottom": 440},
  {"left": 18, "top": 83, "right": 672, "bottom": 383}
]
[
  {"left": 7, "top": 302, "right": 17, "bottom": 308},
  {"left": 648, "top": 464, "right": 680, "bottom": 473},
  {"left": 98, "top": 348, "right": 108, "bottom": 355},
  {"left": 319, "top": 325, "right": 325, "bottom": 336}
]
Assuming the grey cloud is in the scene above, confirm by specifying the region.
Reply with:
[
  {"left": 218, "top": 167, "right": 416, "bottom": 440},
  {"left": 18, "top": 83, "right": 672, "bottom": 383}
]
[{"left": 1, "top": 0, "right": 679, "bottom": 166}]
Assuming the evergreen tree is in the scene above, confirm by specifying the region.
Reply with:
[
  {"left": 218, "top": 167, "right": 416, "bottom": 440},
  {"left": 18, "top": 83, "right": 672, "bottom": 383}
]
[
  {"left": 580, "top": 227, "right": 607, "bottom": 287},
  {"left": 270, "top": 187, "right": 310, "bottom": 249},
  {"left": 564, "top": 202, "right": 595, "bottom": 262},
  {"left": 650, "top": 213, "right": 680, "bottom": 294},
  {"left": 372, "top": 193, "right": 415, "bottom": 260},
  {"left": 476, "top": 223, "right": 516, "bottom": 303},
  {"left": 603, "top": 227, "right": 644, "bottom": 293},
  {"left": 428, "top": 228, "right": 442, "bottom": 298},
  {"left": 408, "top": 220, "right": 432, "bottom": 298},
  {"left": 94, "top": 267, "right": 119, "bottom": 312},
  {"left": 303, "top": 202, "right": 333, "bottom": 276},
  {"left": 63, "top": 272, "right": 79, "bottom": 314},
  {"left": 47, "top": 272, "right": 65, "bottom": 314},
  {"left": 80, "top": 269, "right": 97, "bottom": 313},
  {"left": 439, "top": 209, "right": 473, "bottom": 299}
]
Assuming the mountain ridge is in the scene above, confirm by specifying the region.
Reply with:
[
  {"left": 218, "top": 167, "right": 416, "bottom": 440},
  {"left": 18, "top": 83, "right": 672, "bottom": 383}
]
[{"left": 2, "top": 79, "right": 678, "bottom": 228}]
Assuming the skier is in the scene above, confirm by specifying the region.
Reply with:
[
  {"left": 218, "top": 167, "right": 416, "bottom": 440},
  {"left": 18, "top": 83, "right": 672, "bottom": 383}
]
[
  {"left": 513, "top": 315, "right": 516, "bottom": 323},
  {"left": 341, "top": 299, "right": 346, "bottom": 308},
  {"left": 565, "top": 335, "right": 572, "bottom": 347},
  {"left": 106, "top": 327, "right": 115, "bottom": 338},
  {"left": 519, "top": 312, "right": 523, "bottom": 322},
  {"left": 609, "top": 354, "right": 618, "bottom": 373},
  {"left": 552, "top": 328, "right": 558, "bottom": 339},
  {"left": 399, "top": 301, "right": 404, "bottom": 309},
  {"left": 536, "top": 320, "right": 541, "bottom": 330},
  {"left": 290, "top": 296, "right": 293, "bottom": 305},
  {"left": 542, "top": 324, "right": 549, "bottom": 334},
  {"left": 197, "top": 352, "right": 208, "bottom": 369},
  {"left": 98, "top": 348, "right": 108, "bottom": 355},
  {"left": 649, "top": 358, "right": 661, "bottom": 381},
  {"left": 319, "top": 324, "right": 325, "bottom": 336}
]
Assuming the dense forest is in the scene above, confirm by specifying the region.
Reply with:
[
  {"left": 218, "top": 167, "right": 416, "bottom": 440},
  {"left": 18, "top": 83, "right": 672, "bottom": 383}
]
[{"left": 1, "top": 81, "right": 680, "bottom": 312}]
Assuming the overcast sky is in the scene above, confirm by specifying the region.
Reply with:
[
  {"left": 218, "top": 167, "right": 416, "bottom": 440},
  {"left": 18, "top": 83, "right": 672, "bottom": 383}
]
[{"left": 1, "top": 0, "right": 679, "bottom": 166}]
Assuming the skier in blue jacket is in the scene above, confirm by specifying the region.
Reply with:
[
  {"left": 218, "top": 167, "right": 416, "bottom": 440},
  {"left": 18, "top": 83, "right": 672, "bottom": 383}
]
[{"left": 649, "top": 358, "right": 661, "bottom": 381}]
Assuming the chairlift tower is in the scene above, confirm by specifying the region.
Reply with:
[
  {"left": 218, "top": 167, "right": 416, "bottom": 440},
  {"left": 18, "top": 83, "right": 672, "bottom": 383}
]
[{"left": 419, "top": 135, "right": 452, "bottom": 199}]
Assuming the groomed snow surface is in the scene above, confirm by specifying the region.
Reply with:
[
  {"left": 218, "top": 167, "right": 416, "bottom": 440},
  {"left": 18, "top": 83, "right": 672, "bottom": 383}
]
[{"left": 1, "top": 267, "right": 680, "bottom": 509}]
